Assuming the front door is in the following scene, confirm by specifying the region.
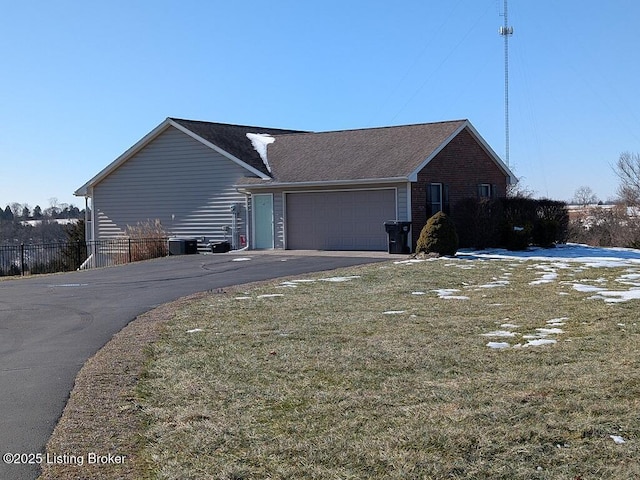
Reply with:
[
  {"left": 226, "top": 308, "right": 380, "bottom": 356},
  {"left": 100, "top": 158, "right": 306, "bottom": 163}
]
[{"left": 253, "top": 194, "right": 274, "bottom": 249}]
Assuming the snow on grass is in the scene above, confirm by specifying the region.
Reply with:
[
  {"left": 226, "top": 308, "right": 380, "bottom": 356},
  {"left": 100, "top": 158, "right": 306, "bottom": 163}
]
[
  {"left": 458, "top": 243, "right": 640, "bottom": 268},
  {"left": 257, "top": 294, "right": 285, "bottom": 298},
  {"left": 480, "top": 330, "right": 518, "bottom": 337},
  {"left": 186, "top": 328, "right": 203, "bottom": 334},
  {"left": 572, "top": 283, "right": 602, "bottom": 293},
  {"left": 320, "top": 276, "right": 361, "bottom": 282},
  {"left": 610, "top": 435, "right": 626, "bottom": 445},
  {"left": 523, "top": 338, "right": 557, "bottom": 347},
  {"left": 591, "top": 289, "right": 640, "bottom": 303},
  {"left": 546, "top": 317, "right": 568, "bottom": 326},
  {"left": 383, "top": 310, "right": 406, "bottom": 315},
  {"left": 483, "top": 317, "right": 568, "bottom": 349},
  {"left": 433, "top": 288, "right": 470, "bottom": 300},
  {"left": 486, "top": 342, "right": 510, "bottom": 349},
  {"left": 536, "top": 327, "right": 564, "bottom": 335}
]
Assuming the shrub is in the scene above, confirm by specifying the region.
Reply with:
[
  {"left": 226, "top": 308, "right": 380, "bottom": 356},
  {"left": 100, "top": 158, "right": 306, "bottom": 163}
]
[
  {"left": 452, "top": 197, "right": 568, "bottom": 250},
  {"left": 125, "top": 219, "right": 169, "bottom": 260},
  {"left": 568, "top": 204, "right": 640, "bottom": 248},
  {"left": 453, "top": 198, "right": 502, "bottom": 249},
  {"left": 416, "top": 212, "right": 459, "bottom": 256},
  {"left": 504, "top": 222, "right": 533, "bottom": 251}
]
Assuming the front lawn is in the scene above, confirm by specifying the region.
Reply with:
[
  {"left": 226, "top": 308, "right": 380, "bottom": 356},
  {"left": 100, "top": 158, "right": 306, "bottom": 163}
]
[{"left": 136, "top": 252, "right": 640, "bottom": 479}]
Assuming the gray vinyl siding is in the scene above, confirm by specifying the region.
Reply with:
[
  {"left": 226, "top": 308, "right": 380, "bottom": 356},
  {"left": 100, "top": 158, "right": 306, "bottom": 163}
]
[{"left": 93, "top": 126, "right": 254, "bottom": 248}]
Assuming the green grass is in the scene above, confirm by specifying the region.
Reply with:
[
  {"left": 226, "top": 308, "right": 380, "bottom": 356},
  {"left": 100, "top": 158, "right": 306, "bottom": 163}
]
[{"left": 137, "top": 257, "right": 640, "bottom": 479}]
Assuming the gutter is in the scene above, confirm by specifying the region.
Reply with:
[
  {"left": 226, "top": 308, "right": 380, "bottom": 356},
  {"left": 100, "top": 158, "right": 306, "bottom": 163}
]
[{"left": 234, "top": 176, "right": 409, "bottom": 191}]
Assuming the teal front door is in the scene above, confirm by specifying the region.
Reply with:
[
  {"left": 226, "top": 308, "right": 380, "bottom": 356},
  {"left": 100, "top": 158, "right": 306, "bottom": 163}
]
[{"left": 253, "top": 194, "right": 274, "bottom": 249}]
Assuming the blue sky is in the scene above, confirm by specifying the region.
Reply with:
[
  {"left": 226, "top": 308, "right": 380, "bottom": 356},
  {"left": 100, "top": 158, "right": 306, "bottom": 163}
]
[{"left": 1, "top": 0, "right": 639, "bottom": 210}]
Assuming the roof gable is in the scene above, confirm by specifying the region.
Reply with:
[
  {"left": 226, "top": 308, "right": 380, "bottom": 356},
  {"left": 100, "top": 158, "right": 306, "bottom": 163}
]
[
  {"left": 75, "top": 118, "right": 304, "bottom": 196},
  {"left": 75, "top": 117, "right": 516, "bottom": 197},
  {"left": 264, "top": 120, "right": 468, "bottom": 183}
]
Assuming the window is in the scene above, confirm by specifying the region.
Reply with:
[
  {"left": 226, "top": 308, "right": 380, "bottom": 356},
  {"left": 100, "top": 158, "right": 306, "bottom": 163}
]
[
  {"left": 426, "top": 183, "right": 449, "bottom": 216},
  {"left": 478, "top": 184, "right": 498, "bottom": 199},
  {"left": 478, "top": 184, "right": 492, "bottom": 198}
]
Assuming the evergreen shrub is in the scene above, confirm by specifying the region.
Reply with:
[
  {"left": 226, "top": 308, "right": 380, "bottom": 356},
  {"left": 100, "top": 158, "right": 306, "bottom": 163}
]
[{"left": 416, "top": 211, "right": 459, "bottom": 256}]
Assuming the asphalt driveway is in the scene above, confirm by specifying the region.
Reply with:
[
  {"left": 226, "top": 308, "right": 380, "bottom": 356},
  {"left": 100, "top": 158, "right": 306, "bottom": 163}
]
[{"left": 0, "top": 251, "right": 390, "bottom": 480}]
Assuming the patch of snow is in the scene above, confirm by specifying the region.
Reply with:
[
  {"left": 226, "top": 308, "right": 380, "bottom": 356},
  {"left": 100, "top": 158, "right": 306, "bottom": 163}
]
[
  {"left": 458, "top": 243, "right": 640, "bottom": 268},
  {"left": 529, "top": 271, "right": 558, "bottom": 285},
  {"left": 477, "top": 279, "right": 510, "bottom": 288},
  {"left": 487, "top": 342, "right": 510, "bottom": 349},
  {"left": 394, "top": 258, "right": 427, "bottom": 265},
  {"left": 481, "top": 330, "right": 518, "bottom": 337},
  {"left": 610, "top": 435, "right": 626, "bottom": 444},
  {"left": 257, "top": 294, "right": 285, "bottom": 298},
  {"left": 536, "top": 327, "right": 564, "bottom": 335},
  {"left": 383, "top": 310, "right": 406, "bottom": 315},
  {"left": 412, "top": 291, "right": 426, "bottom": 295},
  {"left": 234, "top": 296, "right": 252, "bottom": 300},
  {"left": 524, "top": 338, "right": 557, "bottom": 347},
  {"left": 186, "top": 328, "right": 203, "bottom": 334},
  {"left": 597, "top": 289, "right": 640, "bottom": 303},
  {"left": 500, "top": 323, "right": 519, "bottom": 328},
  {"left": 433, "top": 288, "right": 470, "bottom": 300},
  {"left": 321, "top": 276, "right": 361, "bottom": 282},
  {"left": 572, "top": 284, "right": 602, "bottom": 292},
  {"left": 232, "top": 257, "right": 251, "bottom": 262},
  {"left": 246, "top": 133, "right": 275, "bottom": 173}
]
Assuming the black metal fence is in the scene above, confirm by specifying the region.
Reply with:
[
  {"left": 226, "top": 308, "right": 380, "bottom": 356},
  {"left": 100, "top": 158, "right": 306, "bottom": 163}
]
[{"left": 0, "top": 238, "right": 169, "bottom": 277}]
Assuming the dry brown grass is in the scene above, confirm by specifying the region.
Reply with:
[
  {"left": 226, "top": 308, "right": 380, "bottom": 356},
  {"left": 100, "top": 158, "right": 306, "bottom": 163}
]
[{"left": 41, "top": 256, "right": 640, "bottom": 479}]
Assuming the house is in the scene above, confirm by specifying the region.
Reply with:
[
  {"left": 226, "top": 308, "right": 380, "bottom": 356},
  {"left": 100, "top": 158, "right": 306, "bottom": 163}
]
[{"left": 75, "top": 118, "right": 516, "bottom": 252}]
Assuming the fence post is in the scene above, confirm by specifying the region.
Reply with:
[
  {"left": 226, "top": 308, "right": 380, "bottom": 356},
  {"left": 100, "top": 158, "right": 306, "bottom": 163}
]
[
  {"left": 128, "top": 238, "right": 132, "bottom": 263},
  {"left": 20, "top": 243, "right": 25, "bottom": 276}
]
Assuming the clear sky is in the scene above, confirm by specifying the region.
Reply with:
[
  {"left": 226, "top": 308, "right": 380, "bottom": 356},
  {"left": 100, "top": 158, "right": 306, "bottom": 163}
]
[{"left": 1, "top": 0, "right": 639, "bottom": 210}]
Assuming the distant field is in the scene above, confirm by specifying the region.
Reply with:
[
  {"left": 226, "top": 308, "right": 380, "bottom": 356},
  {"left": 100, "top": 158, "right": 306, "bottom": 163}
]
[{"left": 134, "top": 251, "right": 639, "bottom": 479}]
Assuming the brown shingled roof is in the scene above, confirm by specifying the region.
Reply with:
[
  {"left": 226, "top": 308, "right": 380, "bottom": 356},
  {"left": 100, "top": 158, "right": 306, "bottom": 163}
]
[
  {"left": 265, "top": 120, "right": 467, "bottom": 182},
  {"left": 170, "top": 118, "right": 305, "bottom": 177}
]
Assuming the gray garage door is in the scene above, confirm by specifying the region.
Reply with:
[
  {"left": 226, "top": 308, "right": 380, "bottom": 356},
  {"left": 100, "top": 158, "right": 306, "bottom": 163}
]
[{"left": 285, "top": 190, "right": 396, "bottom": 250}]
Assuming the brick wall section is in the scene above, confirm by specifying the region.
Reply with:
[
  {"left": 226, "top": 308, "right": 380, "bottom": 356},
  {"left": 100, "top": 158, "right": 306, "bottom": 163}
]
[{"left": 411, "top": 127, "right": 509, "bottom": 248}]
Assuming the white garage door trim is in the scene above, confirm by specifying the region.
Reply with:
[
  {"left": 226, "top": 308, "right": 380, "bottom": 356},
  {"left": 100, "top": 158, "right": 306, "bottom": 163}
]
[{"left": 284, "top": 188, "right": 397, "bottom": 251}]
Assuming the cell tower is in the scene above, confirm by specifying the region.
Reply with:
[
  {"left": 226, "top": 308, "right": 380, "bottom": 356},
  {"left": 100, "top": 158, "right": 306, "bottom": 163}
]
[{"left": 499, "top": 0, "right": 513, "bottom": 167}]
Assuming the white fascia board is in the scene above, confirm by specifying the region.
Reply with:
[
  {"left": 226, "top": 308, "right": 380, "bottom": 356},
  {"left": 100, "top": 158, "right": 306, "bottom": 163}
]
[
  {"left": 235, "top": 176, "right": 408, "bottom": 190},
  {"left": 169, "top": 120, "right": 271, "bottom": 180},
  {"left": 74, "top": 118, "right": 176, "bottom": 197}
]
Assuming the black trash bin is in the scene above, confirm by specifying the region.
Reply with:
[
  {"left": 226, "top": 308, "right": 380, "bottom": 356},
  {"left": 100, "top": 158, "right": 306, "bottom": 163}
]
[
  {"left": 168, "top": 237, "right": 199, "bottom": 255},
  {"left": 210, "top": 241, "right": 231, "bottom": 253},
  {"left": 384, "top": 221, "right": 411, "bottom": 254}
]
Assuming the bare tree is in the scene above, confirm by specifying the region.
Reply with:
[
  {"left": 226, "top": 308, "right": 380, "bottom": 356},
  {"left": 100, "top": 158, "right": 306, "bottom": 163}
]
[
  {"left": 572, "top": 186, "right": 599, "bottom": 207},
  {"left": 614, "top": 152, "right": 640, "bottom": 206},
  {"left": 507, "top": 179, "right": 534, "bottom": 199}
]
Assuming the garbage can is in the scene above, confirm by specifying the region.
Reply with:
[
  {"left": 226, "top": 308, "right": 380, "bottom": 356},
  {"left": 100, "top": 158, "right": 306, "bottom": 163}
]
[
  {"left": 168, "top": 237, "right": 199, "bottom": 255},
  {"left": 210, "top": 241, "right": 231, "bottom": 253},
  {"left": 184, "top": 238, "right": 198, "bottom": 254},
  {"left": 384, "top": 221, "right": 411, "bottom": 254},
  {"left": 168, "top": 237, "right": 186, "bottom": 255}
]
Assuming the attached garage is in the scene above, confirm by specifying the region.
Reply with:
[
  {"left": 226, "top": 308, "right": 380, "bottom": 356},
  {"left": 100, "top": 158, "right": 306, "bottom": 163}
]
[{"left": 285, "top": 189, "right": 397, "bottom": 250}]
